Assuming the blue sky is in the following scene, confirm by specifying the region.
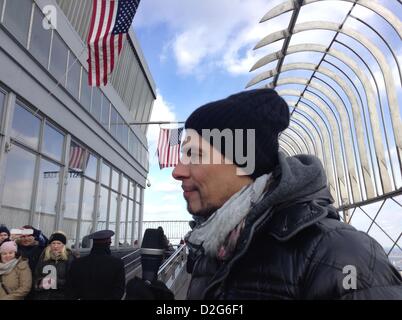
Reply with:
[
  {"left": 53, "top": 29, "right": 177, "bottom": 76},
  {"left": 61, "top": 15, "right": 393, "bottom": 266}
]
[{"left": 130, "top": 0, "right": 402, "bottom": 254}]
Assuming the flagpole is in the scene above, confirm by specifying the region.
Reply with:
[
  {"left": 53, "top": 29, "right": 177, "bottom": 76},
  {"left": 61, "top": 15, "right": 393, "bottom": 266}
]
[{"left": 128, "top": 121, "right": 185, "bottom": 125}]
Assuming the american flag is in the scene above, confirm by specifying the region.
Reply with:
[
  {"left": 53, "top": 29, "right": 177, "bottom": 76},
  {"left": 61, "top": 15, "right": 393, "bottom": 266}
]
[
  {"left": 87, "top": 0, "right": 141, "bottom": 86},
  {"left": 157, "top": 128, "right": 184, "bottom": 169},
  {"left": 69, "top": 144, "right": 89, "bottom": 171}
]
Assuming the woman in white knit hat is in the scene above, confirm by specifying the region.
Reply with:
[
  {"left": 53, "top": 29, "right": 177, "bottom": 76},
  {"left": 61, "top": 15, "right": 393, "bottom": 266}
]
[{"left": 0, "top": 240, "right": 32, "bottom": 300}]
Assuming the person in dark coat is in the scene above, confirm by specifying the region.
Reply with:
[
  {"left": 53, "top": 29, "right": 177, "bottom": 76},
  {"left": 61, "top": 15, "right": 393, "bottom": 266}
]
[
  {"left": 67, "top": 230, "right": 125, "bottom": 300},
  {"left": 15, "top": 226, "right": 46, "bottom": 274},
  {"left": 0, "top": 225, "right": 10, "bottom": 245},
  {"left": 33, "top": 231, "right": 76, "bottom": 300},
  {"left": 168, "top": 89, "right": 402, "bottom": 300}
]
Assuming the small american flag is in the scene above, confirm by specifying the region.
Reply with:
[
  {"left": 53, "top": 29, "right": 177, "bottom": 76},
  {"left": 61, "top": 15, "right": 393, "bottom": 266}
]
[
  {"left": 157, "top": 128, "right": 184, "bottom": 169},
  {"left": 69, "top": 144, "right": 89, "bottom": 171},
  {"left": 87, "top": 0, "right": 141, "bottom": 86}
]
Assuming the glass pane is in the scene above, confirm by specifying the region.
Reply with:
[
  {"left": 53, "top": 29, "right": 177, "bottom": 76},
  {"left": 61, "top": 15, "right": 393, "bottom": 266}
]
[
  {"left": 129, "top": 181, "right": 135, "bottom": 199},
  {"left": 91, "top": 88, "right": 102, "bottom": 122},
  {"left": 43, "top": 123, "right": 64, "bottom": 161},
  {"left": 80, "top": 69, "right": 91, "bottom": 111},
  {"left": 29, "top": 5, "right": 51, "bottom": 68},
  {"left": 11, "top": 102, "right": 41, "bottom": 149},
  {"left": 122, "top": 176, "right": 128, "bottom": 196},
  {"left": 0, "top": 0, "right": 3, "bottom": 19},
  {"left": 101, "top": 97, "right": 110, "bottom": 130},
  {"left": 97, "top": 186, "right": 109, "bottom": 231},
  {"left": 101, "top": 162, "right": 110, "bottom": 186},
  {"left": 117, "top": 115, "right": 123, "bottom": 144},
  {"left": 49, "top": 33, "right": 68, "bottom": 84},
  {"left": 349, "top": 209, "right": 372, "bottom": 233},
  {"left": 110, "top": 107, "right": 118, "bottom": 137},
  {"left": 2, "top": 144, "right": 36, "bottom": 210},
  {"left": 69, "top": 141, "right": 88, "bottom": 172},
  {"left": 127, "top": 200, "right": 133, "bottom": 245},
  {"left": 84, "top": 153, "right": 97, "bottom": 180},
  {"left": 122, "top": 124, "right": 128, "bottom": 149},
  {"left": 79, "top": 221, "right": 93, "bottom": 248},
  {"left": 3, "top": 0, "right": 32, "bottom": 46},
  {"left": 136, "top": 185, "right": 141, "bottom": 202},
  {"left": 36, "top": 158, "right": 60, "bottom": 214},
  {"left": 0, "top": 91, "right": 4, "bottom": 127},
  {"left": 82, "top": 178, "right": 95, "bottom": 221},
  {"left": 111, "top": 169, "right": 119, "bottom": 191},
  {"left": 109, "top": 191, "right": 118, "bottom": 244},
  {"left": 34, "top": 159, "right": 61, "bottom": 237},
  {"left": 62, "top": 171, "right": 81, "bottom": 247},
  {"left": 66, "top": 55, "right": 80, "bottom": 99},
  {"left": 119, "top": 197, "right": 127, "bottom": 245}
]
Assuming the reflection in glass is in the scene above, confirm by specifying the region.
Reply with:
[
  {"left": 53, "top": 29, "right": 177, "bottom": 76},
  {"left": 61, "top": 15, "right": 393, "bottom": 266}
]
[
  {"left": 34, "top": 159, "right": 61, "bottom": 237},
  {"left": 129, "top": 181, "right": 135, "bottom": 199},
  {"left": 29, "top": 6, "right": 52, "bottom": 68},
  {"left": 69, "top": 141, "right": 89, "bottom": 171},
  {"left": 82, "top": 179, "right": 95, "bottom": 220},
  {"left": 136, "top": 186, "right": 141, "bottom": 202},
  {"left": 62, "top": 171, "right": 81, "bottom": 247},
  {"left": 110, "top": 107, "right": 118, "bottom": 138},
  {"left": 91, "top": 88, "right": 102, "bottom": 122},
  {"left": 127, "top": 200, "right": 134, "bottom": 245},
  {"left": 120, "top": 197, "right": 127, "bottom": 244},
  {"left": 2, "top": 144, "right": 36, "bottom": 210},
  {"left": 122, "top": 125, "right": 128, "bottom": 149},
  {"left": 3, "top": 0, "right": 32, "bottom": 46},
  {"left": 80, "top": 70, "right": 91, "bottom": 111},
  {"left": 43, "top": 123, "right": 64, "bottom": 161},
  {"left": 66, "top": 54, "right": 81, "bottom": 99},
  {"left": 11, "top": 103, "right": 41, "bottom": 149},
  {"left": 97, "top": 187, "right": 109, "bottom": 231},
  {"left": 101, "top": 162, "right": 110, "bottom": 186},
  {"left": 122, "top": 176, "right": 128, "bottom": 196},
  {"left": 49, "top": 33, "right": 68, "bottom": 84},
  {"left": 0, "top": 91, "right": 4, "bottom": 124},
  {"left": 111, "top": 169, "right": 119, "bottom": 191},
  {"left": 101, "top": 98, "right": 110, "bottom": 130},
  {"left": 109, "top": 191, "right": 118, "bottom": 244},
  {"left": 85, "top": 153, "right": 97, "bottom": 180},
  {"left": 117, "top": 115, "right": 123, "bottom": 144}
]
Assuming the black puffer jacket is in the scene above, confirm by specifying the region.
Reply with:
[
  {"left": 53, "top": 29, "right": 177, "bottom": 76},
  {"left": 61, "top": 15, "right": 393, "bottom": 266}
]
[{"left": 186, "top": 154, "right": 402, "bottom": 300}]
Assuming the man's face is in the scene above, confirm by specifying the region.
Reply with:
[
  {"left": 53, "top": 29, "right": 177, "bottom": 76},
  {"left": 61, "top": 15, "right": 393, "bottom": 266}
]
[
  {"left": 0, "top": 232, "right": 8, "bottom": 242},
  {"left": 20, "top": 235, "right": 35, "bottom": 246},
  {"left": 172, "top": 132, "right": 252, "bottom": 217}
]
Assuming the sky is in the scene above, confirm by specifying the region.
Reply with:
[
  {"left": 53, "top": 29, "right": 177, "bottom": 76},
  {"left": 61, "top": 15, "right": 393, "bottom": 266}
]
[{"left": 131, "top": 0, "right": 402, "bottom": 249}]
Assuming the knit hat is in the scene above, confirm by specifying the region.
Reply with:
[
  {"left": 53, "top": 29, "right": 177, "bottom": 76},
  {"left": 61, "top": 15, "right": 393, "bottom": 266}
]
[
  {"left": 49, "top": 232, "right": 67, "bottom": 245},
  {"left": 0, "top": 240, "right": 17, "bottom": 254},
  {"left": 0, "top": 225, "right": 10, "bottom": 236},
  {"left": 185, "top": 88, "right": 290, "bottom": 179}
]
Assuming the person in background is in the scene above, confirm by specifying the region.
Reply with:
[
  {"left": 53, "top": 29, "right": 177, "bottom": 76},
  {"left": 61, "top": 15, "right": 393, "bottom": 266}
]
[
  {"left": 33, "top": 231, "right": 76, "bottom": 300},
  {"left": 0, "top": 225, "right": 10, "bottom": 245},
  {"left": 15, "top": 226, "right": 46, "bottom": 273},
  {"left": 67, "top": 230, "right": 125, "bottom": 300},
  {"left": 0, "top": 240, "right": 32, "bottom": 300}
]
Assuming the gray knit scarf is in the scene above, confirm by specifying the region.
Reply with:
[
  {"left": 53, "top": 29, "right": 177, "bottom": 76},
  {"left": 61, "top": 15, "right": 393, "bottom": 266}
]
[
  {"left": 0, "top": 258, "right": 18, "bottom": 275},
  {"left": 186, "top": 173, "right": 271, "bottom": 259}
]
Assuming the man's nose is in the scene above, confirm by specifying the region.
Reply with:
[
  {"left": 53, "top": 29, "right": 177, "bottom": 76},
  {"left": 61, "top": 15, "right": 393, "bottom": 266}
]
[{"left": 172, "top": 159, "right": 189, "bottom": 181}]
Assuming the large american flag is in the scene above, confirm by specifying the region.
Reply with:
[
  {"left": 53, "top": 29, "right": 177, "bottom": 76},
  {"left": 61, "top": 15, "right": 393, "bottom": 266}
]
[
  {"left": 69, "top": 144, "right": 89, "bottom": 171},
  {"left": 87, "top": 0, "right": 141, "bottom": 86},
  {"left": 157, "top": 128, "right": 184, "bottom": 169}
]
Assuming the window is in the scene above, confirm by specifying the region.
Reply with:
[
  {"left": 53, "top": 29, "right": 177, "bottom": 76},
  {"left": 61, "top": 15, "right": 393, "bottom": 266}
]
[
  {"left": 120, "top": 197, "right": 127, "bottom": 245},
  {"left": 80, "top": 69, "right": 91, "bottom": 111},
  {"left": 0, "top": 90, "right": 5, "bottom": 126},
  {"left": 111, "top": 169, "right": 119, "bottom": 191},
  {"left": 91, "top": 88, "right": 102, "bottom": 121},
  {"left": 110, "top": 107, "right": 118, "bottom": 138},
  {"left": 2, "top": 144, "right": 36, "bottom": 210},
  {"left": 29, "top": 5, "right": 52, "bottom": 68},
  {"left": 0, "top": 0, "right": 4, "bottom": 20},
  {"left": 122, "top": 176, "right": 128, "bottom": 196},
  {"left": 101, "top": 97, "right": 110, "bottom": 130},
  {"left": 129, "top": 180, "right": 135, "bottom": 199},
  {"left": 43, "top": 122, "right": 64, "bottom": 162},
  {"left": 122, "top": 124, "right": 128, "bottom": 149},
  {"left": 97, "top": 186, "right": 109, "bottom": 231},
  {"left": 34, "top": 159, "right": 61, "bottom": 237},
  {"left": 62, "top": 170, "right": 81, "bottom": 246},
  {"left": 81, "top": 179, "right": 95, "bottom": 221},
  {"left": 11, "top": 102, "right": 41, "bottom": 149},
  {"left": 49, "top": 33, "right": 68, "bottom": 84},
  {"left": 117, "top": 114, "right": 123, "bottom": 144},
  {"left": 109, "top": 191, "right": 118, "bottom": 243},
  {"left": 3, "top": 0, "right": 32, "bottom": 46},
  {"left": 66, "top": 53, "right": 81, "bottom": 99},
  {"left": 84, "top": 153, "right": 97, "bottom": 180},
  {"left": 127, "top": 199, "right": 134, "bottom": 245},
  {"left": 101, "top": 162, "right": 110, "bottom": 186}
]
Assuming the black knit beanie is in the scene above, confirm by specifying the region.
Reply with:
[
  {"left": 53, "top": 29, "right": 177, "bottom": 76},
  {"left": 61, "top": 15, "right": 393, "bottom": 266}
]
[
  {"left": 49, "top": 232, "right": 67, "bottom": 245},
  {"left": 185, "top": 88, "right": 290, "bottom": 179}
]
